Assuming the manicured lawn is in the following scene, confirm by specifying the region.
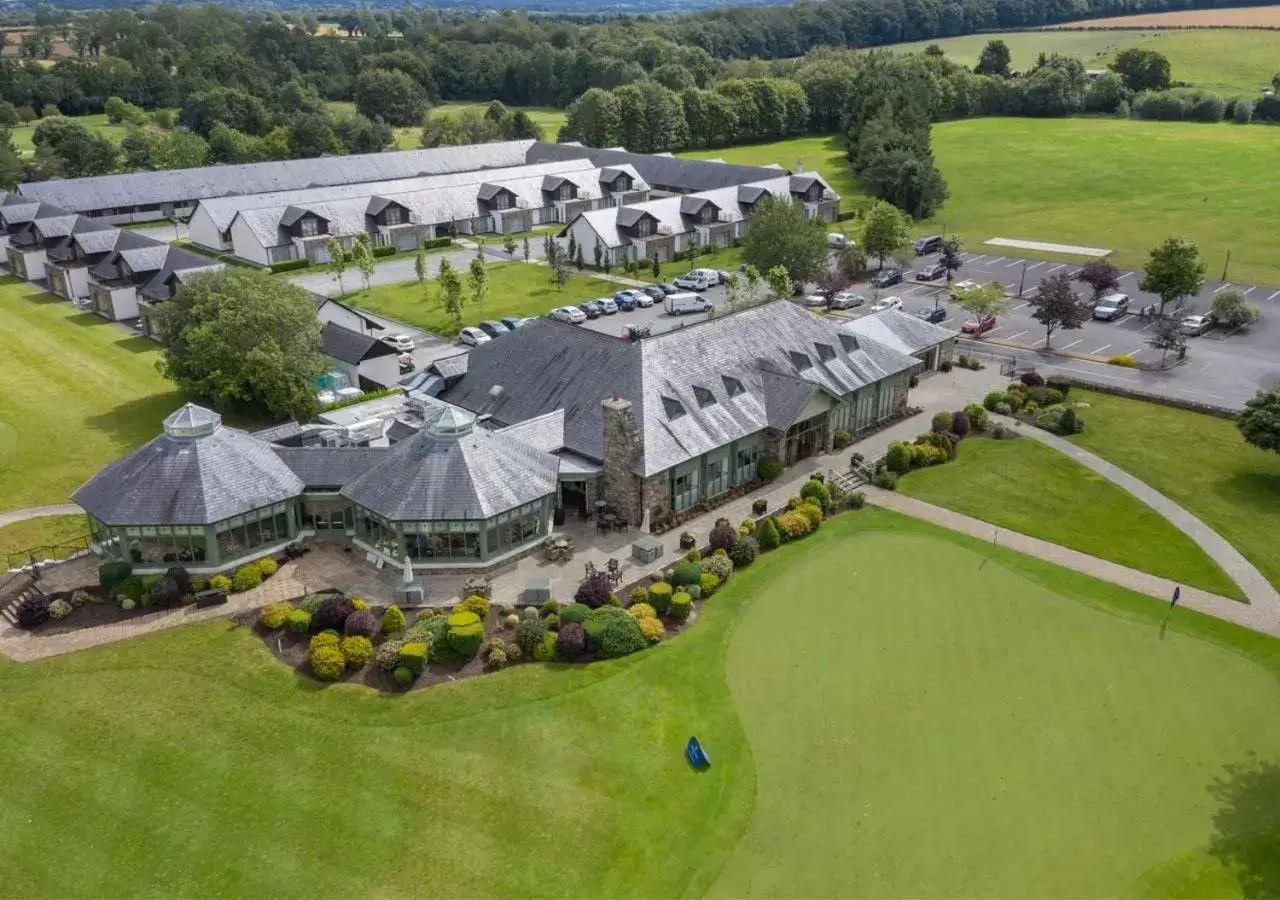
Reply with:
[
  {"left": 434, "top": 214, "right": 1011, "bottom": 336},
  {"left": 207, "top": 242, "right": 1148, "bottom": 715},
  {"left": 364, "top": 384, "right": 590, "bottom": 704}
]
[
  {"left": 0, "top": 515, "right": 88, "bottom": 562},
  {"left": 0, "top": 277, "right": 185, "bottom": 512},
  {"left": 1068, "top": 389, "right": 1280, "bottom": 592},
  {"left": 928, "top": 117, "right": 1280, "bottom": 285},
  {"left": 347, "top": 261, "right": 625, "bottom": 334},
  {"left": 4, "top": 510, "right": 1279, "bottom": 896},
  {"left": 681, "top": 135, "right": 859, "bottom": 212},
  {"left": 896, "top": 435, "right": 1242, "bottom": 597},
  {"left": 888, "top": 28, "right": 1280, "bottom": 95},
  {"left": 9, "top": 113, "right": 131, "bottom": 157}
]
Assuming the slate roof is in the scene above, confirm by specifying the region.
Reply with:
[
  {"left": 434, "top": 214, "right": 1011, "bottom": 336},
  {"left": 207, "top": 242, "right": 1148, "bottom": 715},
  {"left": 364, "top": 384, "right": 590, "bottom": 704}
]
[
  {"left": 272, "top": 446, "right": 387, "bottom": 488},
  {"left": 432, "top": 353, "right": 470, "bottom": 380},
  {"left": 323, "top": 321, "right": 398, "bottom": 365},
  {"left": 738, "top": 185, "right": 768, "bottom": 205},
  {"left": 341, "top": 406, "right": 559, "bottom": 521},
  {"left": 69, "top": 221, "right": 122, "bottom": 256},
  {"left": 494, "top": 409, "right": 565, "bottom": 453},
  {"left": 90, "top": 230, "right": 163, "bottom": 281},
  {"left": 527, "top": 142, "right": 793, "bottom": 193},
  {"left": 441, "top": 301, "right": 919, "bottom": 476},
  {"left": 840, "top": 308, "right": 959, "bottom": 356},
  {"left": 72, "top": 405, "right": 305, "bottom": 526},
  {"left": 19, "top": 142, "right": 539, "bottom": 213}
]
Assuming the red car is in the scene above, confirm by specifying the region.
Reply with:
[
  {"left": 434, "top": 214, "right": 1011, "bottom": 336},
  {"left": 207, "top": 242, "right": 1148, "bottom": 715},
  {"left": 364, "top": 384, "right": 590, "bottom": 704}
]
[{"left": 961, "top": 315, "right": 997, "bottom": 335}]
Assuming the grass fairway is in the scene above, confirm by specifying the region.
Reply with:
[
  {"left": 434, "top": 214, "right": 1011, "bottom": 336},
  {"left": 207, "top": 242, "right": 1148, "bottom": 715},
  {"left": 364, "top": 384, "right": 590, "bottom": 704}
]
[
  {"left": 348, "top": 262, "right": 625, "bottom": 334},
  {"left": 929, "top": 117, "right": 1280, "bottom": 285},
  {"left": 1069, "top": 389, "right": 1280, "bottom": 592},
  {"left": 0, "top": 515, "right": 88, "bottom": 561},
  {"left": 710, "top": 512, "right": 1280, "bottom": 898},
  {"left": 0, "top": 277, "right": 184, "bottom": 512},
  {"left": 4, "top": 511, "right": 1278, "bottom": 895},
  {"left": 681, "top": 135, "right": 858, "bottom": 213},
  {"left": 897, "top": 436, "right": 1242, "bottom": 597}
]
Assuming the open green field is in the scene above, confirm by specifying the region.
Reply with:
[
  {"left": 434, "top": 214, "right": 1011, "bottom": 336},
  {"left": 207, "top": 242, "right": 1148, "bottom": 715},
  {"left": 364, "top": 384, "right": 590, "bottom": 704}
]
[
  {"left": 0, "top": 277, "right": 183, "bottom": 513},
  {"left": 348, "top": 261, "right": 623, "bottom": 334},
  {"left": 1068, "top": 389, "right": 1280, "bottom": 593},
  {"left": 4, "top": 510, "right": 1280, "bottom": 896},
  {"left": 8, "top": 113, "right": 130, "bottom": 157},
  {"left": 888, "top": 28, "right": 1280, "bottom": 94},
  {"left": 0, "top": 515, "right": 88, "bottom": 561},
  {"left": 897, "top": 435, "right": 1242, "bottom": 597}
]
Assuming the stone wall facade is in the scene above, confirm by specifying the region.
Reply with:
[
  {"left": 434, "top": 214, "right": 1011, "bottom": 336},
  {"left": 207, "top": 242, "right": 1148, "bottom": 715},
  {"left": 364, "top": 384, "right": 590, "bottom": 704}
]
[
  {"left": 601, "top": 396, "right": 643, "bottom": 523},
  {"left": 641, "top": 470, "right": 670, "bottom": 526}
]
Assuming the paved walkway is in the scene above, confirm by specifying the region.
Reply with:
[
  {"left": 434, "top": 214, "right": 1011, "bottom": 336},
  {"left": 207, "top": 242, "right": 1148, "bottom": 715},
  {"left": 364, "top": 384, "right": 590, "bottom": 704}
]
[
  {"left": 996, "top": 416, "right": 1280, "bottom": 613},
  {"left": 865, "top": 488, "right": 1280, "bottom": 637},
  {"left": 0, "top": 505, "right": 82, "bottom": 528}
]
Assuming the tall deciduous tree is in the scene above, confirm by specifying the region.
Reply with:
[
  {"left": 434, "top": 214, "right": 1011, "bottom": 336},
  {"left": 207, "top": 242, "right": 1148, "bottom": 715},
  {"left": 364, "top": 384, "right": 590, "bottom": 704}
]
[
  {"left": 835, "top": 242, "right": 867, "bottom": 283},
  {"left": 1029, "top": 273, "right": 1086, "bottom": 348},
  {"left": 939, "top": 236, "right": 964, "bottom": 285},
  {"left": 765, "top": 264, "right": 792, "bottom": 301},
  {"left": 1140, "top": 237, "right": 1205, "bottom": 315},
  {"left": 860, "top": 200, "right": 911, "bottom": 268},
  {"left": 468, "top": 247, "right": 488, "bottom": 311},
  {"left": 438, "top": 258, "right": 465, "bottom": 333},
  {"left": 975, "top": 40, "right": 1012, "bottom": 77},
  {"left": 354, "top": 68, "right": 427, "bottom": 127},
  {"left": 953, "top": 281, "right": 1008, "bottom": 332},
  {"left": 1075, "top": 260, "right": 1120, "bottom": 302},
  {"left": 1237, "top": 389, "right": 1280, "bottom": 454},
  {"left": 0, "top": 129, "right": 21, "bottom": 190},
  {"left": 326, "top": 238, "right": 348, "bottom": 296},
  {"left": 352, "top": 233, "right": 376, "bottom": 293},
  {"left": 1110, "top": 48, "right": 1172, "bottom": 93},
  {"left": 1146, "top": 314, "right": 1187, "bottom": 364},
  {"left": 1211, "top": 289, "right": 1260, "bottom": 330},
  {"left": 155, "top": 269, "right": 326, "bottom": 421},
  {"left": 740, "top": 194, "right": 828, "bottom": 287},
  {"left": 414, "top": 248, "right": 427, "bottom": 286},
  {"left": 503, "top": 234, "right": 517, "bottom": 258}
]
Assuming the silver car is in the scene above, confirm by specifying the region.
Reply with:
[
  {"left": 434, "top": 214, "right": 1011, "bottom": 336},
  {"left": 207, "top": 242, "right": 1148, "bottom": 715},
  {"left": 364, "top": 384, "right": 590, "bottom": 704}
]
[
  {"left": 1179, "top": 313, "right": 1216, "bottom": 336},
  {"left": 1093, "top": 293, "right": 1130, "bottom": 321},
  {"left": 550, "top": 305, "right": 586, "bottom": 325},
  {"left": 831, "top": 291, "right": 865, "bottom": 310}
]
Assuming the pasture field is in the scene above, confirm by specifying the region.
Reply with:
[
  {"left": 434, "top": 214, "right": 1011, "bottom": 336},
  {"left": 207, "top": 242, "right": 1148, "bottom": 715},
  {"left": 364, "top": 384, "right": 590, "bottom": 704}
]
[{"left": 1053, "top": 6, "right": 1280, "bottom": 27}]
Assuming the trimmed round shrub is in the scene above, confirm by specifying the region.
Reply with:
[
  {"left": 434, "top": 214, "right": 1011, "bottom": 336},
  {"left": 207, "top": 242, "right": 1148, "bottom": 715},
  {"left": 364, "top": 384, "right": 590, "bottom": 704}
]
[
  {"left": 350, "top": 596, "right": 369, "bottom": 611},
  {"left": 71, "top": 590, "right": 92, "bottom": 607},
  {"left": 556, "top": 622, "right": 588, "bottom": 660},
  {"left": 628, "top": 587, "right": 649, "bottom": 606},
  {"left": 381, "top": 604, "right": 406, "bottom": 633},
  {"left": 727, "top": 536, "right": 758, "bottom": 568},
  {"left": 165, "top": 566, "right": 192, "bottom": 596},
  {"left": 313, "top": 596, "right": 357, "bottom": 633},
  {"left": 685, "top": 584, "right": 702, "bottom": 601},
  {"left": 598, "top": 615, "right": 648, "bottom": 658},
  {"left": 487, "top": 645, "right": 509, "bottom": 668},
  {"left": 628, "top": 602, "right": 657, "bottom": 619},
  {"left": 983, "top": 391, "right": 1011, "bottom": 412},
  {"left": 310, "top": 631, "right": 340, "bottom": 650},
  {"left": 399, "top": 642, "right": 429, "bottom": 674},
  {"left": 504, "top": 613, "right": 519, "bottom": 629},
  {"left": 583, "top": 606, "right": 629, "bottom": 650},
  {"left": 445, "top": 611, "right": 485, "bottom": 658},
  {"left": 739, "top": 518, "right": 756, "bottom": 535},
  {"left": 258, "top": 601, "right": 292, "bottom": 630},
  {"left": 951, "top": 409, "right": 971, "bottom": 437},
  {"left": 376, "top": 639, "right": 406, "bottom": 672},
  {"left": 709, "top": 522, "right": 738, "bottom": 553},
  {"left": 699, "top": 572, "right": 721, "bottom": 597},
  {"left": 670, "top": 561, "right": 701, "bottom": 587},
  {"left": 797, "top": 501, "right": 824, "bottom": 530},
  {"left": 560, "top": 602, "right": 590, "bottom": 624},
  {"left": 832, "top": 428, "right": 852, "bottom": 450},
  {"left": 543, "top": 598, "right": 560, "bottom": 615},
  {"left": 1020, "top": 371, "right": 1045, "bottom": 387},
  {"left": 455, "top": 594, "right": 490, "bottom": 620},
  {"left": 800, "top": 477, "right": 831, "bottom": 510},
  {"left": 499, "top": 604, "right": 516, "bottom": 617},
  {"left": 515, "top": 616, "right": 548, "bottom": 657},
  {"left": 994, "top": 402, "right": 1013, "bottom": 416},
  {"left": 309, "top": 645, "right": 346, "bottom": 681},
  {"left": 964, "top": 403, "right": 989, "bottom": 432},
  {"left": 534, "top": 631, "right": 558, "bottom": 662},
  {"left": 98, "top": 560, "right": 133, "bottom": 596},
  {"left": 286, "top": 609, "right": 311, "bottom": 633},
  {"left": 872, "top": 469, "right": 898, "bottom": 490},
  {"left": 297, "top": 594, "right": 328, "bottom": 614},
  {"left": 647, "top": 582, "right": 673, "bottom": 615},
  {"left": 638, "top": 616, "right": 664, "bottom": 644},
  {"left": 670, "top": 592, "right": 693, "bottom": 621},
  {"left": 757, "top": 456, "right": 783, "bottom": 480},
  {"left": 230, "top": 565, "right": 263, "bottom": 593},
  {"left": 209, "top": 575, "right": 232, "bottom": 592},
  {"left": 574, "top": 571, "right": 613, "bottom": 608},
  {"left": 120, "top": 597, "right": 137, "bottom": 612},
  {"left": 48, "top": 598, "right": 73, "bottom": 620},
  {"left": 931, "top": 410, "right": 953, "bottom": 433},
  {"left": 885, "top": 441, "right": 913, "bottom": 474},
  {"left": 344, "top": 609, "right": 378, "bottom": 637},
  {"left": 341, "top": 635, "right": 373, "bottom": 667},
  {"left": 149, "top": 576, "right": 180, "bottom": 607},
  {"left": 777, "top": 511, "right": 810, "bottom": 540},
  {"left": 393, "top": 666, "right": 415, "bottom": 686},
  {"left": 1027, "top": 385, "right": 1064, "bottom": 406},
  {"left": 848, "top": 491, "right": 867, "bottom": 509},
  {"left": 255, "top": 557, "right": 278, "bottom": 578},
  {"left": 523, "top": 606, "right": 541, "bottom": 621},
  {"left": 544, "top": 613, "right": 560, "bottom": 631},
  {"left": 701, "top": 554, "right": 732, "bottom": 581},
  {"left": 758, "top": 517, "right": 781, "bottom": 550}
]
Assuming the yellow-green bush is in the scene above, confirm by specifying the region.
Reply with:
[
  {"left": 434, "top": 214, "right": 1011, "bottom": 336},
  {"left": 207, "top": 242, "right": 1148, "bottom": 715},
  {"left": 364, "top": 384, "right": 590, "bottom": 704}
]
[
  {"left": 455, "top": 594, "right": 490, "bottom": 620},
  {"left": 795, "top": 501, "right": 824, "bottom": 531},
  {"left": 309, "top": 645, "right": 346, "bottom": 681},
  {"left": 445, "top": 611, "right": 485, "bottom": 658},
  {"left": 628, "top": 602, "right": 657, "bottom": 619},
  {"left": 286, "top": 609, "right": 311, "bottom": 633},
  {"left": 381, "top": 604, "right": 406, "bottom": 633},
  {"left": 257, "top": 601, "right": 292, "bottom": 630},
  {"left": 255, "top": 557, "right": 278, "bottom": 578},
  {"left": 309, "top": 631, "right": 340, "bottom": 652},
  {"left": 670, "top": 592, "right": 693, "bottom": 621},
  {"left": 638, "top": 616, "right": 664, "bottom": 643},
  {"left": 350, "top": 596, "right": 369, "bottom": 611},
  {"left": 399, "top": 642, "right": 428, "bottom": 675},
  {"left": 209, "top": 575, "right": 232, "bottom": 592},
  {"left": 647, "top": 582, "right": 673, "bottom": 614},
  {"left": 341, "top": 635, "right": 373, "bottom": 668},
  {"left": 230, "top": 565, "right": 262, "bottom": 593},
  {"left": 699, "top": 572, "right": 720, "bottom": 597}
]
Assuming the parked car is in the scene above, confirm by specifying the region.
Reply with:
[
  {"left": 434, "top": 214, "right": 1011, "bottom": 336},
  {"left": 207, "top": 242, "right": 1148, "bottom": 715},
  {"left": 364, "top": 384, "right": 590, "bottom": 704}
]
[
  {"left": 830, "top": 292, "right": 865, "bottom": 310},
  {"left": 550, "top": 306, "right": 586, "bottom": 325},
  {"left": 803, "top": 294, "right": 828, "bottom": 308},
  {"left": 689, "top": 267, "right": 727, "bottom": 285},
  {"left": 478, "top": 320, "right": 511, "bottom": 339},
  {"left": 674, "top": 272, "right": 712, "bottom": 291},
  {"left": 1093, "top": 292, "right": 1130, "bottom": 322},
  {"left": 870, "top": 296, "right": 903, "bottom": 313},
  {"left": 961, "top": 314, "right": 997, "bottom": 335},
  {"left": 914, "top": 234, "right": 943, "bottom": 255},
  {"left": 1180, "top": 313, "right": 1217, "bottom": 336},
  {"left": 914, "top": 306, "right": 947, "bottom": 323},
  {"left": 501, "top": 316, "right": 529, "bottom": 331},
  {"left": 621, "top": 322, "right": 652, "bottom": 341},
  {"left": 827, "top": 233, "right": 851, "bottom": 249},
  {"left": 640, "top": 285, "right": 666, "bottom": 302},
  {"left": 655, "top": 283, "right": 680, "bottom": 296},
  {"left": 577, "top": 300, "right": 603, "bottom": 319},
  {"left": 666, "top": 292, "right": 712, "bottom": 315},
  {"left": 397, "top": 353, "right": 415, "bottom": 374},
  {"left": 381, "top": 334, "right": 415, "bottom": 352},
  {"left": 599, "top": 297, "right": 619, "bottom": 315},
  {"left": 871, "top": 268, "right": 903, "bottom": 288},
  {"left": 950, "top": 279, "right": 980, "bottom": 297},
  {"left": 459, "top": 326, "right": 491, "bottom": 347},
  {"left": 915, "top": 262, "right": 946, "bottom": 281}
]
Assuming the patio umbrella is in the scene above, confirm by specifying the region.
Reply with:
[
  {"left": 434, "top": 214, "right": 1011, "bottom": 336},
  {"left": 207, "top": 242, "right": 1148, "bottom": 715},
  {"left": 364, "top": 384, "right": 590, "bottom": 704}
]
[{"left": 402, "top": 554, "right": 414, "bottom": 585}]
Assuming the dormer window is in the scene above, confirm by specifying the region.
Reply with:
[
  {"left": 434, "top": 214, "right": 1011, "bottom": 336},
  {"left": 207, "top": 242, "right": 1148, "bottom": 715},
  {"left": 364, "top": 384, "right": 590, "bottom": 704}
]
[
  {"left": 722, "top": 375, "right": 744, "bottom": 397},
  {"left": 384, "top": 206, "right": 403, "bottom": 226},
  {"left": 555, "top": 183, "right": 575, "bottom": 201},
  {"left": 693, "top": 386, "right": 716, "bottom": 408},
  {"left": 789, "top": 351, "right": 812, "bottom": 371},
  {"left": 635, "top": 218, "right": 654, "bottom": 237},
  {"left": 492, "top": 193, "right": 513, "bottom": 211},
  {"left": 616, "top": 174, "right": 632, "bottom": 191},
  {"left": 838, "top": 333, "right": 859, "bottom": 353},
  {"left": 815, "top": 343, "right": 836, "bottom": 363},
  {"left": 299, "top": 217, "right": 320, "bottom": 237},
  {"left": 661, "top": 396, "right": 686, "bottom": 420}
]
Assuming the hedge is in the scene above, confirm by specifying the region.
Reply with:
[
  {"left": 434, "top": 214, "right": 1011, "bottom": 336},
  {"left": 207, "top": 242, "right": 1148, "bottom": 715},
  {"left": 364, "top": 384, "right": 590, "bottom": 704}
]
[
  {"left": 422, "top": 236, "right": 453, "bottom": 250},
  {"left": 372, "top": 244, "right": 396, "bottom": 258},
  {"left": 647, "top": 582, "right": 673, "bottom": 615},
  {"left": 670, "top": 592, "right": 693, "bottom": 621},
  {"left": 399, "top": 642, "right": 429, "bottom": 675},
  {"left": 446, "top": 611, "right": 485, "bottom": 658},
  {"left": 269, "top": 258, "right": 312, "bottom": 274},
  {"left": 560, "top": 602, "right": 590, "bottom": 624}
]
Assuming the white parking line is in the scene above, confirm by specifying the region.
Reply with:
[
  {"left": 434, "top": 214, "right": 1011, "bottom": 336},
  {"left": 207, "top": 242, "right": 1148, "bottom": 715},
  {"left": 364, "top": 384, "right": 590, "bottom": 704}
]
[
  {"left": 968, "top": 255, "right": 987, "bottom": 264},
  {"left": 1003, "top": 282, "right": 1017, "bottom": 291},
  {"left": 1061, "top": 339, "right": 1082, "bottom": 350},
  {"left": 1013, "top": 301, "right": 1030, "bottom": 311},
  {"left": 1213, "top": 283, "right": 1233, "bottom": 294},
  {"left": 1047, "top": 264, "right": 1066, "bottom": 274},
  {"left": 1027, "top": 262, "right": 1046, "bottom": 270},
  {"left": 1243, "top": 286, "right": 1257, "bottom": 297},
  {"left": 986, "top": 256, "right": 1006, "bottom": 264},
  {"left": 1091, "top": 344, "right": 1111, "bottom": 355},
  {"left": 1007, "top": 330, "right": 1029, "bottom": 340},
  {"left": 1121, "top": 271, "right": 1135, "bottom": 279},
  {"left": 1004, "top": 259, "right": 1024, "bottom": 268},
  {"left": 1268, "top": 291, "right": 1280, "bottom": 302},
  {"left": 941, "top": 318, "right": 954, "bottom": 326}
]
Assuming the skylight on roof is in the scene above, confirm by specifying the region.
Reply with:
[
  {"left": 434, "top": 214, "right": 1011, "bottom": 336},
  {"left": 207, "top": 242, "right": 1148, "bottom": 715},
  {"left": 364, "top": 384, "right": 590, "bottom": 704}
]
[
  {"left": 692, "top": 386, "right": 716, "bottom": 408},
  {"left": 661, "top": 396, "right": 686, "bottom": 420},
  {"left": 838, "top": 333, "right": 859, "bottom": 353},
  {"left": 789, "top": 351, "right": 812, "bottom": 371},
  {"left": 815, "top": 342, "right": 836, "bottom": 363},
  {"left": 722, "top": 375, "right": 744, "bottom": 397}
]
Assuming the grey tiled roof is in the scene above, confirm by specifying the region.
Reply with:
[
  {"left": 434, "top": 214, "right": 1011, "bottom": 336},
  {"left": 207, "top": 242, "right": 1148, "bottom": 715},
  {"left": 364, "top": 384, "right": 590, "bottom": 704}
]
[
  {"left": 442, "top": 301, "right": 919, "bottom": 477},
  {"left": 432, "top": 353, "right": 469, "bottom": 380},
  {"left": 32, "top": 214, "right": 79, "bottom": 240},
  {"left": 72, "top": 409, "right": 305, "bottom": 526},
  {"left": 679, "top": 195, "right": 714, "bottom": 216},
  {"left": 323, "top": 321, "right": 397, "bottom": 365},
  {"left": 341, "top": 408, "right": 559, "bottom": 520},
  {"left": 738, "top": 185, "right": 768, "bottom": 205},
  {"left": 272, "top": 446, "right": 387, "bottom": 488},
  {"left": 840, "top": 308, "right": 959, "bottom": 356},
  {"left": 494, "top": 409, "right": 565, "bottom": 452},
  {"left": 527, "top": 142, "right": 789, "bottom": 193},
  {"left": 19, "top": 142, "right": 538, "bottom": 213}
]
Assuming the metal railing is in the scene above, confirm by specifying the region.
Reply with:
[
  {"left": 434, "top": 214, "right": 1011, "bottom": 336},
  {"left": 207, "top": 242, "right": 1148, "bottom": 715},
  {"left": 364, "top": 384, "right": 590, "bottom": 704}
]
[{"left": 4, "top": 534, "right": 93, "bottom": 574}]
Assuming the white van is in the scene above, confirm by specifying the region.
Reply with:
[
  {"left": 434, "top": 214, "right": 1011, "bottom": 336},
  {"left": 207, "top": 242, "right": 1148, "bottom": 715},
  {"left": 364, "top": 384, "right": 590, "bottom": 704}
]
[{"left": 665, "top": 292, "right": 712, "bottom": 315}]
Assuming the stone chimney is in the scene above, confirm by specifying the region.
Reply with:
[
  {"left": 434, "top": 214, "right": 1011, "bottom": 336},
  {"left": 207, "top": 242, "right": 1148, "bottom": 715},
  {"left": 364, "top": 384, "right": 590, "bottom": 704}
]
[{"left": 601, "top": 395, "right": 640, "bottom": 523}]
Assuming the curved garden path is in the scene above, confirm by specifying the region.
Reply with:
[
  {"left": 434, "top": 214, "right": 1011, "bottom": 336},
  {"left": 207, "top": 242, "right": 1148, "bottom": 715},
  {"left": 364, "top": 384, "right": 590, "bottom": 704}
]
[{"left": 0, "top": 504, "right": 82, "bottom": 528}]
